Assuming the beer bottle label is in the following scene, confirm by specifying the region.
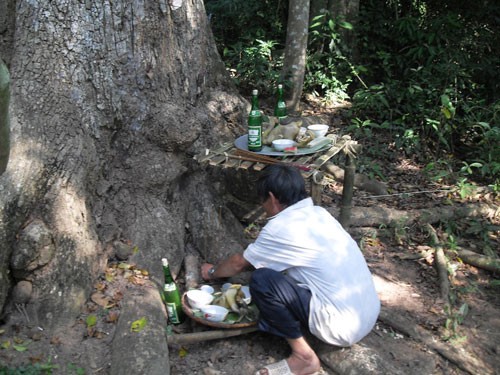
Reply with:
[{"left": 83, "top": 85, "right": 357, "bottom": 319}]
[
  {"left": 248, "top": 128, "right": 261, "bottom": 146},
  {"left": 164, "top": 282, "right": 177, "bottom": 292},
  {"left": 165, "top": 302, "right": 181, "bottom": 324}
]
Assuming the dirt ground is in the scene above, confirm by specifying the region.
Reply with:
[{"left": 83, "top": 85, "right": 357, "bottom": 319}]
[{"left": 1, "top": 107, "right": 499, "bottom": 374}]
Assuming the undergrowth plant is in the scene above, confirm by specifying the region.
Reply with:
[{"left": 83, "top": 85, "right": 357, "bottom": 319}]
[{"left": 348, "top": 1, "right": 499, "bottom": 185}]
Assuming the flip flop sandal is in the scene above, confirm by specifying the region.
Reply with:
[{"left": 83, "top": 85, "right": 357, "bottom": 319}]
[
  {"left": 255, "top": 360, "right": 327, "bottom": 375},
  {"left": 255, "top": 360, "right": 293, "bottom": 375}
]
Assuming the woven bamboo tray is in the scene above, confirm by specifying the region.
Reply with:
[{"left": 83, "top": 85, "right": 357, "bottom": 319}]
[{"left": 181, "top": 292, "right": 258, "bottom": 329}]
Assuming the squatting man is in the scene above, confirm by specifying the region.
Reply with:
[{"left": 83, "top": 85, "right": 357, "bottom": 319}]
[{"left": 201, "top": 164, "right": 380, "bottom": 375}]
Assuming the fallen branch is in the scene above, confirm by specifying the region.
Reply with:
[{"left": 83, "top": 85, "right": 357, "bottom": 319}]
[
  {"left": 326, "top": 202, "right": 498, "bottom": 228},
  {"left": 166, "top": 327, "right": 258, "bottom": 345},
  {"left": 323, "top": 163, "right": 388, "bottom": 196},
  {"left": 425, "top": 223, "right": 450, "bottom": 303},
  {"left": 449, "top": 247, "right": 500, "bottom": 273}
]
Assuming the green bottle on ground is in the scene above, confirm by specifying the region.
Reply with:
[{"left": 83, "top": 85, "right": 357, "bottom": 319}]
[
  {"left": 248, "top": 89, "right": 263, "bottom": 152},
  {"left": 273, "top": 84, "right": 287, "bottom": 119},
  {"left": 161, "top": 258, "right": 185, "bottom": 324}
]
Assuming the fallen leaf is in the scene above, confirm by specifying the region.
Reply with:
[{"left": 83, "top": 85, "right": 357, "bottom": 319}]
[
  {"left": 93, "top": 331, "right": 106, "bottom": 339},
  {"left": 179, "top": 347, "right": 188, "bottom": 358},
  {"left": 86, "top": 314, "right": 97, "bottom": 328},
  {"left": 106, "top": 311, "right": 120, "bottom": 323},
  {"left": 13, "top": 344, "right": 29, "bottom": 352},
  {"left": 13, "top": 337, "right": 24, "bottom": 344},
  {"left": 113, "top": 291, "right": 124, "bottom": 302},
  {"left": 1, "top": 340, "right": 11, "bottom": 349},
  {"left": 94, "top": 281, "right": 107, "bottom": 291},
  {"left": 130, "top": 317, "right": 148, "bottom": 332},
  {"left": 91, "top": 292, "right": 112, "bottom": 307},
  {"left": 130, "top": 276, "right": 146, "bottom": 285},
  {"left": 29, "top": 354, "right": 44, "bottom": 363}
]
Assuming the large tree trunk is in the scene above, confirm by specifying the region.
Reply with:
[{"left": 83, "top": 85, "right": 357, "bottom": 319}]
[
  {"left": 0, "top": 58, "right": 9, "bottom": 174},
  {"left": 281, "top": 0, "right": 310, "bottom": 113},
  {"left": 0, "top": 0, "right": 246, "bottom": 332}
]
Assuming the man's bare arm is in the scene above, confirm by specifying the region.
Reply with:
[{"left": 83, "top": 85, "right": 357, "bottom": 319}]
[{"left": 201, "top": 253, "right": 252, "bottom": 281}]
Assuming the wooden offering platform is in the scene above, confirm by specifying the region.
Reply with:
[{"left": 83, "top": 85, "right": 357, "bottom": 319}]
[{"left": 194, "top": 134, "right": 360, "bottom": 228}]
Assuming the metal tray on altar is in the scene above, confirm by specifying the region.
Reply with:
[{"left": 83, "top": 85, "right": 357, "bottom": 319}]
[
  {"left": 181, "top": 288, "right": 258, "bottom": 329},
  {"left": 234, "top": 134, "right": 332, "bottom": 157}
]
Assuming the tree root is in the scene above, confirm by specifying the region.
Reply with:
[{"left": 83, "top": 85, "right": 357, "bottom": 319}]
[
  {"left": 378, "top": 308, "right": 493, "bottom": 374},
  {"left": 184, "top": 243, "right": 200, "bottom": 290}
]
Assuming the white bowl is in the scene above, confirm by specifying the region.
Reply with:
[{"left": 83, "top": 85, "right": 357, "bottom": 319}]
[
  {"left": 307, "top": 124, "right": 329, "bottom": 138},
  {"left": 241, "top": 285, "right": 251, "bottom": 304},
  {"left": 272, "top": 139, "right": 296, "bottom": 151},
  {"left": 200, "top": 305, "right": 229, "bottom": 322},
  {"left": 199, "top": 285, "right": 215, "bottom": 294},
  {"left": 186, "top": 289, "right": 214, "bottom": 309}
]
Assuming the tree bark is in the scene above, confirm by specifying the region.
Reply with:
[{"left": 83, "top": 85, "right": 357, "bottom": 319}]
[
  {"left": 0, "top": 0, "right": 246, "bottom": 331},
  {"left": 281, "top": 0, "right": 310, "bottom": 113},
  {"left": 0, "top": 59, "right": 9, "bottom": 175}
]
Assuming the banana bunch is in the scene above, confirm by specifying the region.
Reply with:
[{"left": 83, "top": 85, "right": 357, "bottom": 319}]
[
  {"left": 212, "top": 284, "right": 247, "bottom": 313},
  {"left": 295, "top": 128, "right": 315, "bottom": 147}
]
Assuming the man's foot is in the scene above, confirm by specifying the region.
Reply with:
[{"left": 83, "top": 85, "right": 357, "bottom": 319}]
[
  {"left": 255, "top": 353, "right": 322, "bottom": 375},
  {"left": 287, "top": 350, "right": 321, "bottom": 375}
]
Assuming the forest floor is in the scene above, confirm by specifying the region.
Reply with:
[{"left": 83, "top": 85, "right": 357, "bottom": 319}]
[{"left": 0, "top": 101, "right": 499, "bottom": 375}]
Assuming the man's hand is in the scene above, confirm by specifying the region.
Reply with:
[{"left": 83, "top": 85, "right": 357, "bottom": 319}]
[
  {"left": 201, "top": 263, "right": 215, "bottom": 281},
  {"left": 200, "top": 254, "right": 252, "bottom": 281}
]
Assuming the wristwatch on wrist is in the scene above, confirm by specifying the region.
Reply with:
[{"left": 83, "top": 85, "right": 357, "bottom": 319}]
[{"left": 208, "top": 266, "right": 216, "bottom": 279}]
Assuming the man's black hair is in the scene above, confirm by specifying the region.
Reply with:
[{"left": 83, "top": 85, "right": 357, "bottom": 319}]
[{"left": 256, "top": 164, "right": 308, "bottom": 207}]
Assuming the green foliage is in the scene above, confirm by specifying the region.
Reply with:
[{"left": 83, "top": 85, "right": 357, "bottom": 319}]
[
  {"left": 205, "top": 0, "right": 287, "bottom": 94},
  {"left": 0, "top": 362, "right": 85, "bottom": 375},
  {"left": 443, "top": 302, "right": 469, "bottom": 343},
  {"left": 223, "top": 38, "right": 282, "bottom": 94},
  {"left": 0, "top": 362, "right": 59, "bottom": 375},
  {"left": 206, "top": 0, "right": 498, "bottom": 184},
  {"left": 348, "top": 1, "right": 499, "bottom": 183},
  {"left": 305, "top": 14, "right": 354, "bottom": 102}
]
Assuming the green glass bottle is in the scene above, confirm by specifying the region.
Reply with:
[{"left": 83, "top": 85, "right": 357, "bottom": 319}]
[
  {"left": 248, "top": 89, "right": 263, "bottom": 152},
  {"left": 161, "top": 258, "right": 184, "bottom": 324},
  {"left": 273, "top": 84, "right": 287, "bottom": 119}
]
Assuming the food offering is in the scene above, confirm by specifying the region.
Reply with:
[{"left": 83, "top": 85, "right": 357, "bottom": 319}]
[
  {"left": 182, "top": 283, "right": 259, "bottom": 328},
  {"left": 235, "top": 116, "right": 335, "bottom": 156}
]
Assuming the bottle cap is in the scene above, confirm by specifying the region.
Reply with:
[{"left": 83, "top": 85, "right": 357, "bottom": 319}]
[
  {"left": 161, "top": 258, "right": 169, "bottom": 266},
  {"left": 252, "top": 89, "right": 258, "bottom": 95},
  {"left": 278, "top": 84, "right": 283, "bottom": 89}
]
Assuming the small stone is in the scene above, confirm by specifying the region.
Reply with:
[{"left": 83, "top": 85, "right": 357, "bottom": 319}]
[{"left": 12, "top": 280, "right": 32, "bottom": 304}]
